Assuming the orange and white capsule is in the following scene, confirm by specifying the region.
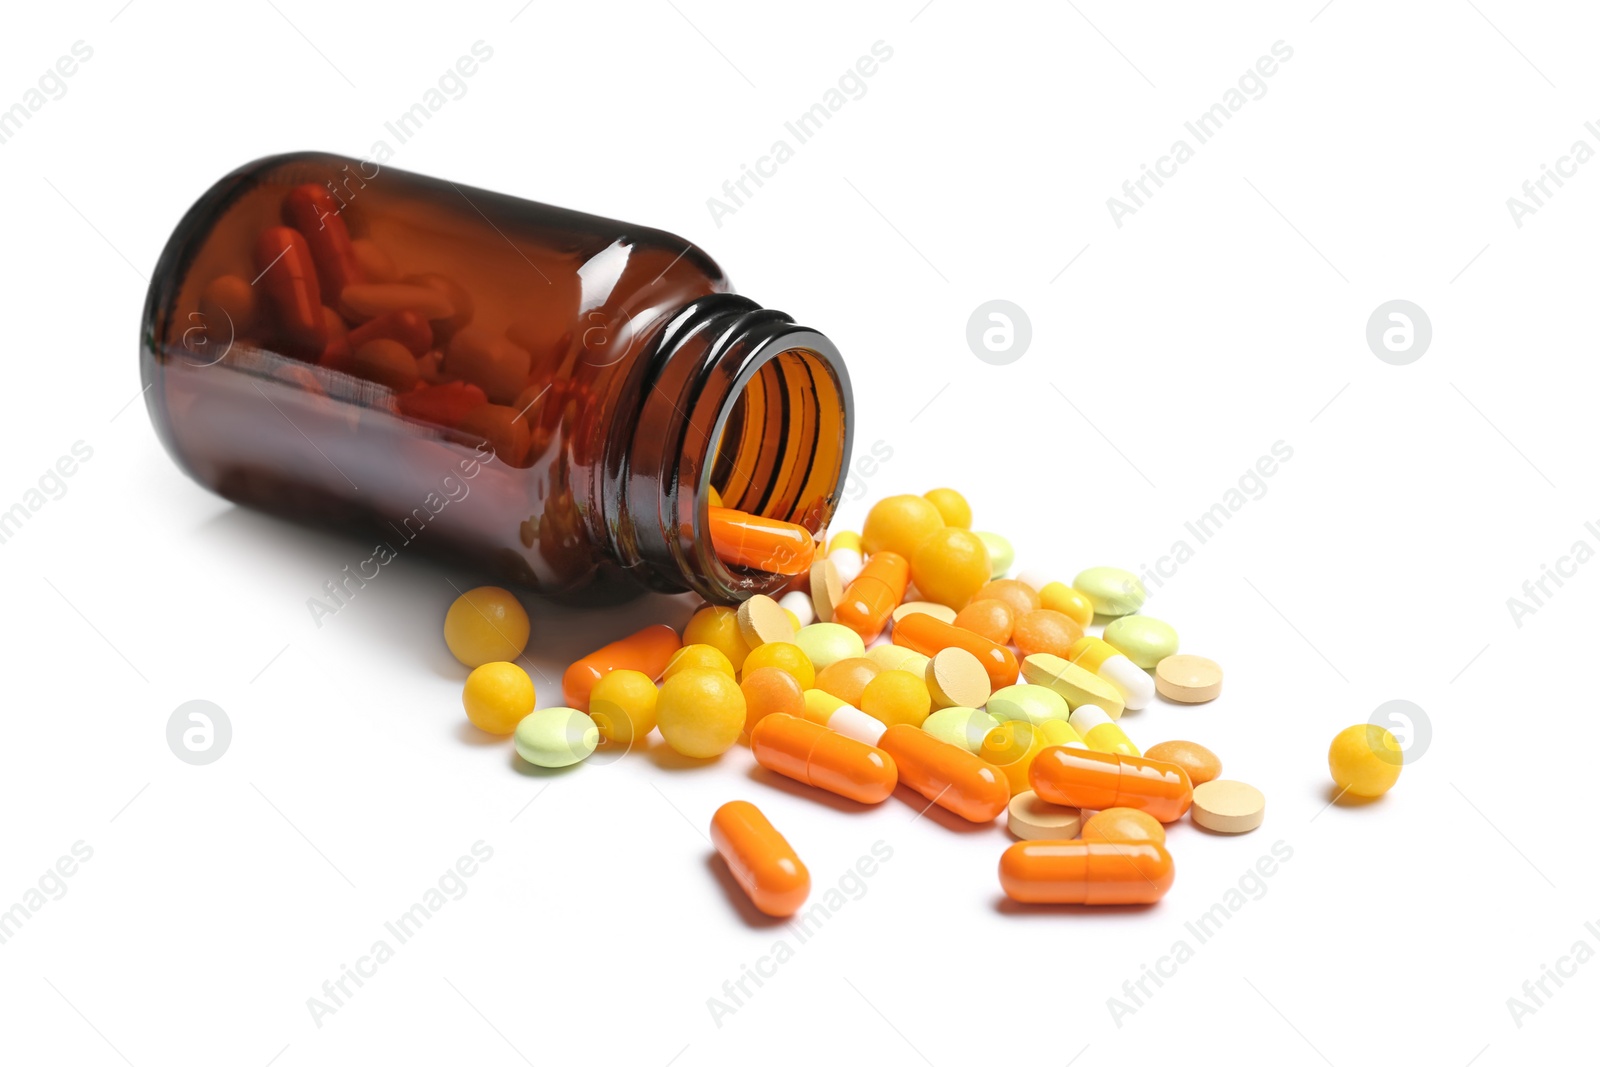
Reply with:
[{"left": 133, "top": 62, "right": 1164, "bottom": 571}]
[
  {"left": 877, "top": 724, "right": 1010, "bottom": 823},
  {"left": 833, "top": 551, "right": 910, "bottom": 640},
  {"left": 999, "top": 839, "right": 1174, "bottom": 905},
  {"left": 801, "top": 689, "right": 888, "bottom": 746},
  {"left": 750, "top": 713, "right": 897, "bottom": 804},
  {"left": 1067, "top": 635, "right": 1154, "bottom": 710},
  {"left": 1030, "top": 747, "right": 1193, "bottom": 823},
  {"left": 711, "top": 801, "right": 810, "bottom": 917},
  {"left": 708, "top": 507, "right": 816, "bottom": 576}
]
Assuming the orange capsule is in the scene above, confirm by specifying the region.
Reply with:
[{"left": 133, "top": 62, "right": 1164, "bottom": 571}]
[
  {"left": 892, "top": 612, "right": 1019, "bottom": 692},
  {"left": 1029, "top": 747, "right": 1194, "bottom": 823},
  {"left": 253, "top": 225, "right": 326, "bottom": 360},
  {"left": 750, "top": 713, "right": 897, "bottom": 804},
  {"left": 833, "top": 551, "right": 910, "bottom": 640},
  {"left": 561, "top": 623, "right": 681, "bottom": 711},
  {"left": 282, "top": 183, "right": 364, "bottom": 300},
  {"left": 877, "top": 724, "right": 1010, "bottom": 823},
  {"left": 999, "top": 840, "right": 1175, "bottom": 905},
  {"left": 707, "top": 507, "right": 816, "bottom": 576},
  {"left": 711, "top": 801, "right": 810, "bottom": 917}
]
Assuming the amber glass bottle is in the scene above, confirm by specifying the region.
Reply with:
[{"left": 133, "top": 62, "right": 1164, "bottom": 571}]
[{"left": 140, "top": 153, "right": 851, "bottom": 603}]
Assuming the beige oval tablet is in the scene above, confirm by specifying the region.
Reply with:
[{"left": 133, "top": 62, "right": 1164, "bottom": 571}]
[
  {"left": 1191, "top": 779, "right": 1264, "bottom": 833},
  {"left": 892, "top": 600, "right": 958, "bottom": 625},
  {"left": 1007, "top": 791, "right": 1082, "bottom": 841},
  {"left": 925, "top": 647, "right": 990, "bottom": 709},
  {"left": 809, "top": 558, "right": 843, "bottom": 623},
  {"left": 736, "top": 594, "right": 797, "bottom": 647},
  {"left": 1155, "top": 654, "right": 1223, "bottom": 703}
]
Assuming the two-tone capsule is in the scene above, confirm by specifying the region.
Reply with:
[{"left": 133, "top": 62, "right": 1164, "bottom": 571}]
[
  {"left": 1067, "top": 635, "right": 1155, "bottom": 711},
  {"left": 801, "top": 689, "right": 889, "bottom": 746},
  {"left": 1069, "top": 706, "right": 1140, "bottom": 757},
  {"left": 750, "top": 713, "right": 897, "bottom": 804},
  {"left": 1029, "top": 746, "right": 1193, "bottom": 823},
  {"left": 877, "top": 724, "right": 1010, "bottom": 823},
  {"left": 832, "top": 551, "right": 910, "bottom": 641},
  {"left": 999, "top": 839, "right": 1174, "bottom": 905},
  {"left": 711, "top": 801, "right": 810, "bottom": 917}
]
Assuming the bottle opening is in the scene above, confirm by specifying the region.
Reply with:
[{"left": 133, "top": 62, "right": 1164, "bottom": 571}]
[
  {"left": 708, "top": 346, "right": 846, "bottom": 531},
  {"left": 695, "top": 339, "right": 850, "bottom": 598}
]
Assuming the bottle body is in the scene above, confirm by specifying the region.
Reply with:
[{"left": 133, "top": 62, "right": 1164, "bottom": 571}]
[{"left": 141, "top": 153, "right": 851, "bottom": 602}]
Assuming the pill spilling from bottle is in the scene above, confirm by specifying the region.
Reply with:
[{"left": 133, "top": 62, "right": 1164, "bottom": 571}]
[{"left": 439, "top": 487, "right": 1409, "bottom": 916}]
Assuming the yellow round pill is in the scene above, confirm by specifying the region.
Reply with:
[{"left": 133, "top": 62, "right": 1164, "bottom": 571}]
[
  {"left": 860, "top": 669, "right": 933, "bottom": 729},
  {"left": 910, "top": 527, "right": 992, "bottom": 610},
  {"left": 663, "top": 643, "right": 736, "bottom": 681},
  {"left": 682, "top": 605, "right": 752, "bottom": 672},
  {"left": 740, "top": 641, "right": 816, "bottom": 689},
  {"left": 461, "top": 661, "right": 536, "bottom": 735},
  {"left": 1328, "top": 724, "right": 1403, "bottom": 798},
  {"left": 862, "top": 494, "right": 944, "bottom": 559},
  {"left": 656, "top": 667, "right": 746, "bottom": 758},
  {"left": 1038, "top": 581, "right": 1094, "bottom": 628},
  {"left": 923, "top": 487, "right": 972, "bottom": 528},
  {"left": 588, "top": 669, "right": 659, "bottom": 747},
  {"left": 443, "top": 586, "right": 530, "bottom": 668}
]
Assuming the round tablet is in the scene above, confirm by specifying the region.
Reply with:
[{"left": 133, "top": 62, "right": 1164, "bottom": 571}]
[
  {"left": 1007, "top": 791, "right": 1082, "bottom": 841},
  {"left": 1155, "top": 654, "right": 1223, "bottom": 703},
  {"left": 925, "top": 647, "right": 990, "bottom": 708},
  {"left": 809, "top": 558, "right": 843, "bottom": 623},
  {"left": 736, "top": 594, "right": 797, "bottom": 647},
  {"left": 1144, "top": 740, "right": 1222, "bottom": 785},
  {"left": 1191, "top": 780, "right": 1265, "bottom": 833},
  {"left": 892, "top": 600, "right": 958, "bottom": 625}
]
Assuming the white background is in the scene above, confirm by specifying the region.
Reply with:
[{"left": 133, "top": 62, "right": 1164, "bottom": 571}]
[{"left": 1, "top": 2, "right": 1594, "bottom": 1065}]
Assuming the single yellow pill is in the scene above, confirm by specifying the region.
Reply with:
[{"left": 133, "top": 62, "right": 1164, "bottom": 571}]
[
  {"left": 862, "top": 494, "right": 944, "bottom": 559},
  {"left": 1038, "top": 582, "right": 1094, "bottom": 628},
  {"left": 461, "top": 661, "right": 536, "bottom": 735},
  {"left": 683, "top": 605, "right": 752, "bottom": 672},
  {"left": 923, "top": 487, "right": 973, "bottom": 528},
  {"left": 1328, "top": 725, "right": 1402, "bottom": 798},
  {"left": 443, "top": 586, "right": 530, "bottom": 667},
  {"left": 663, "top": 643, "right": 737, "bottom": 680},
  {"left": 740, "top": 641, "right": 816, "bottom": 689},
  {"left": 588, "top": 669, "right": 659, "bottom": 746},
  {"left": 860, "top": 669, "right": 933, "bottom": 729},
  {"left": 656, "top": 667, "right": 746, "bottom": 758},
  {"left": 910, "top": 527, "right": 992, "bottom": 610}
]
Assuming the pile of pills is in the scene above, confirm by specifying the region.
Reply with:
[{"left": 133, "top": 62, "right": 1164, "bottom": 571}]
[{"left": 441, "top": 489, "right": 1404, "bottom": 914}]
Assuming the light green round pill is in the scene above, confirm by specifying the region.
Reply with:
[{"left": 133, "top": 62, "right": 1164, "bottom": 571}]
[
  {"left": 986, "top": 684, "right": 1070, "bottom": 726},
  {"left": 793, "top": 622, "right": 866, "bottom": 671},
  {"left": 514, "top": 706, "right": 598, "bottom": 768},
  {"left": 1073, "top": 566, "right": 1146, "bottom": 616},
  {"left": 1103, "top": 615, "right": 1179, "bottom": 669},
  {"left": 975, "top": 532, "right": 1013, "bottom": 579},
  {"left": 922, "top": 707, "right": 999, "bottom": 754}
]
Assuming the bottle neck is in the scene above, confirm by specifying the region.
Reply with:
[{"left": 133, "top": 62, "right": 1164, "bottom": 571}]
[{"left": 602, "top": 294, "right": 852, "bottom": 603}]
